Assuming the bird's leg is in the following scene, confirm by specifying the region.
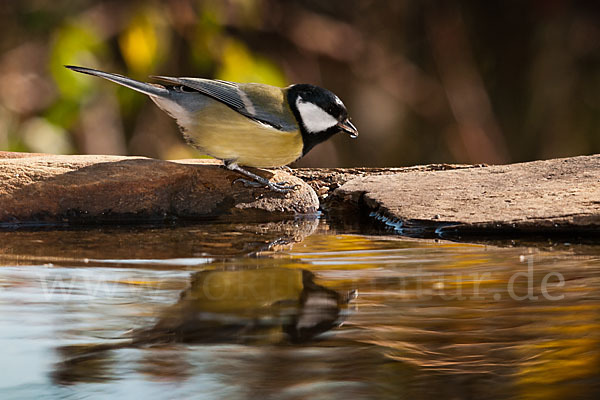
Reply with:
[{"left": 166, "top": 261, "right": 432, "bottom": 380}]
[{"left": 224, "top": 161, "right": 299, "bottom": 193}]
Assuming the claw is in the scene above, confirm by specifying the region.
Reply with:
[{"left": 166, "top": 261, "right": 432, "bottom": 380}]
[
  {"left": 234, "top": 178, "right": 299, "bottom": 193},
  {"left": 269, "top": 182, "right": 300, "bottom": 193},
  {"left": 225, "top": 161, "right": 299, "bottom": 193},
  {"left": 234, "top": 178, "right": 262, "bottom": 188}
]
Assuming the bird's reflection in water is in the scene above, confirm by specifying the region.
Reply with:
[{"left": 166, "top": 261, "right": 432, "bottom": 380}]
[
  {"left": 53, "top": 264, "right": 354, "bottom": 384},
  {"left": 145, "top": 267, "right": 348, "bottom": 344}
]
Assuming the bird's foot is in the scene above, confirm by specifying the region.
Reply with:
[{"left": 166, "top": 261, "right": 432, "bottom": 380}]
[
  {"left": 225, "top": 161, "right": 299, "bottom": 193},
  {"left": 234, "top": 178, "right": 299, "bottom": 193}
]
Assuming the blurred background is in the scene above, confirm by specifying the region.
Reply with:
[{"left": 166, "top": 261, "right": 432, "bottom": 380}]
[{"left": 0, "top": 0, "right": 598, "bottom": 167}]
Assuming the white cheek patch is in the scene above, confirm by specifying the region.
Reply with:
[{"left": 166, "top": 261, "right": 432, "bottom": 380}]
[{"left": 296, "top": 98, "right": 338, "bottom": 133}]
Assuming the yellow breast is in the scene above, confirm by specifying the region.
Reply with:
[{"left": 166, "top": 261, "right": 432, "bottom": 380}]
[{"left": 170, "top": 100, "right": 303, "bottom": 168}]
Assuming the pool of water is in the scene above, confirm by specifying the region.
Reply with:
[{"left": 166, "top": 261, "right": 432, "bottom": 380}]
[{"left": 1, "top": 218, "right": 599, "bottom": 399}]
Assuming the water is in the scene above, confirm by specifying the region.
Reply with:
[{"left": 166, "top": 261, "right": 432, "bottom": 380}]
[{"left": 1, "top": 219, "right": 599, "bottom": 399}]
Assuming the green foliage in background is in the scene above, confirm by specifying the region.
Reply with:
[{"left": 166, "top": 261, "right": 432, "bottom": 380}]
[{"left": 0, "top": 0, "right": 599, "bottom": 166}]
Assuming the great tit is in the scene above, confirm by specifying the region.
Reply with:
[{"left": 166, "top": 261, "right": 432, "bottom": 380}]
[{"left": 66, "top": 66, "right": 358, "bottom": 192}]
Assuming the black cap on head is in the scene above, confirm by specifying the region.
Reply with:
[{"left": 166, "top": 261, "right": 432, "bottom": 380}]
[
  {"left": 288, "top": 84, "right": 348, "bottom": 122},
  {"left": 287, "top": 84, "right": 357, "bottom": 156}
]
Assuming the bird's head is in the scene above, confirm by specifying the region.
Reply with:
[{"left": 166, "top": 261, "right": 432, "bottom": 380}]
[{"left": 287, "top": 84, "right": 358, "bottom": 155}]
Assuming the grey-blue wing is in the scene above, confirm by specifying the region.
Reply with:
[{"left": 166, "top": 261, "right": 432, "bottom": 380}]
[{"left": 151, "top": 76, "right": 294, "bottom": 131}]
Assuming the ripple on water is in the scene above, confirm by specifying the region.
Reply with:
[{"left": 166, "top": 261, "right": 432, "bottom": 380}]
[{"left": 1, "top": 221, "right": 599, "bottom": 399}]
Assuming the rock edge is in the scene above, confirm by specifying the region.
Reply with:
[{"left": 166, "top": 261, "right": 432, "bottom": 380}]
[
  {"left": 0, "top": 152, "right": 318, "bottom": 225},
  {"left": 324, "top": 154, "right": 600, "bottom": 235}
]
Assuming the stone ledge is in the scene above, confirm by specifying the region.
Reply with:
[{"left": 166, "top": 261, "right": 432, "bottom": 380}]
[
  {"left": 2, "top": 152, "right": 599, "bottom": 235},
  {"left": 0, "top": 152, "right": 318, "bottom": 226},
  {"left": 326, "top": 154, "right": 600, "bottom": 235}
]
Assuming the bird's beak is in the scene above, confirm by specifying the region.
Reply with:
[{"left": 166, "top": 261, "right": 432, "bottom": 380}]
[{"left": 337, "top": 119, "right": 358, "bottom": 138}]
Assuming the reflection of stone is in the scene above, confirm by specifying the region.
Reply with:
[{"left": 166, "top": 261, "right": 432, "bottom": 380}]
[{"left": 0, "top": 218, "right": 318, "bottom": 265}]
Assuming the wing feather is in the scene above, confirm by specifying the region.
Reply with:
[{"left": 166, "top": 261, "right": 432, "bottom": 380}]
[{"left": 151, "top": 76, "right": 288, "bottom": 130}]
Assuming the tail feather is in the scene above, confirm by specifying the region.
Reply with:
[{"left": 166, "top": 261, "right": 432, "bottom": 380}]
[{"left": 65, "top": 65, "right": 170, "bottom": 98}]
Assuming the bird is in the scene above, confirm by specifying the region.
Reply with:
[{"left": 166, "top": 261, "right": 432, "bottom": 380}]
[{"left": 66, "top": 66, "right": 358, "bottom": 193}]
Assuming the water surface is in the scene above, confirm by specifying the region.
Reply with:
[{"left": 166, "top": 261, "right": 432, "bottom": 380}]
[{"left": 1, "top": 219, "right": 599, "bottom": 399}]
